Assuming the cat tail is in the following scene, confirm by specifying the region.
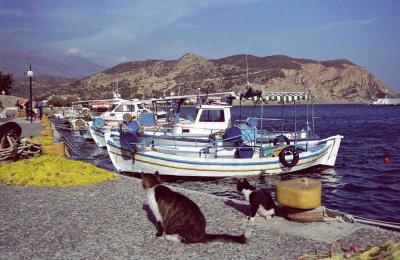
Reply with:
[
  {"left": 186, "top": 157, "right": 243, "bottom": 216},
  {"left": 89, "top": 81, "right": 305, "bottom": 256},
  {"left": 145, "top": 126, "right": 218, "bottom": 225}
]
[{"left": 204, "top": 233, "right": 247, "bottom": 244}]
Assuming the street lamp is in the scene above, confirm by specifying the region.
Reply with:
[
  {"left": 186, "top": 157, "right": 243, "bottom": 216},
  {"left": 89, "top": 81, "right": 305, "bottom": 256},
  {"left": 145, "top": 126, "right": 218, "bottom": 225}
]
[{"left": 25, "top": 65, "right": 33, "bottom": 123}]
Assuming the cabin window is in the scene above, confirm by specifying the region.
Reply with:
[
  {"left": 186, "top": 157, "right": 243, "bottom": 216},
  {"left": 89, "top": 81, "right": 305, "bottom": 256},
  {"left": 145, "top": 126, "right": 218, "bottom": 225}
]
[
  {"left": 115, "top": 105, "right": 125, "bottom": 112},
  {"left": 127, "top": 105, "right": 136, "bottom": 112},
  {"left": 199, "top": 109, "right": 225, "bottom": 122},
  {"left": 106, "top": 104, "right": 117, "bottom": 112}
]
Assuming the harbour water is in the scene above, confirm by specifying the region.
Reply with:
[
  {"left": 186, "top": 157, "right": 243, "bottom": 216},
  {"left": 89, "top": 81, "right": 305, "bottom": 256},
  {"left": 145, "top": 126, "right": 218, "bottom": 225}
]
[{"left": 57, "top": 104, "right": 400, "bottom": 223}]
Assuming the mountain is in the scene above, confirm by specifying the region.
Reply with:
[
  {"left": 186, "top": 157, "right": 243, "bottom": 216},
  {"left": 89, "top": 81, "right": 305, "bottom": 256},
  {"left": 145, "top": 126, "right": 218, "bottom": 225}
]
[
  {"left": 0, "top": 51, "right": 104, "bottom": 98},
  {"left": 15, "top": 53, "right": 398, "bottom": 103},
  {"left": 0, "top": 52, "right": 104, "bottom": 78},
  {"left": 10, "top": 74, "right": 78, "bottom": 98}
]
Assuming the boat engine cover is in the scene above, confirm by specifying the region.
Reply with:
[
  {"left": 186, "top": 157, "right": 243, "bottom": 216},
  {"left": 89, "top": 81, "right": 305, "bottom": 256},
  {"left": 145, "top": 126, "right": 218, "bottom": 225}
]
[{"left": 223, "top": 126, "right": 242, "bottom": 144}]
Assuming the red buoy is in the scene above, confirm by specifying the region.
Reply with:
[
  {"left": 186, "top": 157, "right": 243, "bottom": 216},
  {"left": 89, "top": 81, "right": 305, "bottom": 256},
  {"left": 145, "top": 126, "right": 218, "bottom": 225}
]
[{"left": 384, "top": 155, "right": 390, "bottom": 163}]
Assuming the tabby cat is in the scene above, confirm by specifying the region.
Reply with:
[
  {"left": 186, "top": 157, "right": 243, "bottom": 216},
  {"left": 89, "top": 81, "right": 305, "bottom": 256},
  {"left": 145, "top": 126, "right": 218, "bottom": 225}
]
[{"left": 142, "top": 172, "right": 248, "bottom": 244}]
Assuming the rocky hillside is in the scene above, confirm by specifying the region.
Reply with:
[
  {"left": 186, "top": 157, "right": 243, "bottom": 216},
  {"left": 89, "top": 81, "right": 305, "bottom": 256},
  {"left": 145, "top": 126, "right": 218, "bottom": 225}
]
[
  {"left": 40, "top": 53, "right": 397, "bottom": 103},
  {"left": 10, "top": 74, "right": 77, "bottom": 98}
]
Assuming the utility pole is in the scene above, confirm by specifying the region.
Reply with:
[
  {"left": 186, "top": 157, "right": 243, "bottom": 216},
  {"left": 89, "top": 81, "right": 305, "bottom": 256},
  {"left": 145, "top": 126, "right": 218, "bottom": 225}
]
[{"left": 26, "top": 65, "right": 34, "bottom": 123}]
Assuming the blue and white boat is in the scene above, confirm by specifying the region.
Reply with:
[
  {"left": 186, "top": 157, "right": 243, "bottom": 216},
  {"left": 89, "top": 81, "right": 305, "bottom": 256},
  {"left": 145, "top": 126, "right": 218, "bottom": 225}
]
[
  {"left": 105, "top": 91, "right": 343, "bottom": 177},
  {"left": 89, "top": 99, "right": 153, "bottom": 147}
]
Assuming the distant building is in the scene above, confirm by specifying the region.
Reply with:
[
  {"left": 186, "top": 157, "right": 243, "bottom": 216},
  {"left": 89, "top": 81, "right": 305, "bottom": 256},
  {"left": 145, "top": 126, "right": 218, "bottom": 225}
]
[{"left": 372, "top": 98, "right": 400, "bottom": 105}]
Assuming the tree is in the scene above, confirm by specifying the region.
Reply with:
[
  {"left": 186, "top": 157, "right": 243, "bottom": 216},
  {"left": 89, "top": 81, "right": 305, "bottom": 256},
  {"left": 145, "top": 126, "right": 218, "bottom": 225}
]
[
  {"left": 47, "top": 96, "right": 68, "bottom": 107},
  {"left": 0, "top": 71, "right": 14, "bottom": 95}
]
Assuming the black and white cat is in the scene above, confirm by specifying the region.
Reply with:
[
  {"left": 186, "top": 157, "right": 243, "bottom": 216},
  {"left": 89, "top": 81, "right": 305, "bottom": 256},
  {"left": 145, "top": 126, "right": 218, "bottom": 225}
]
[
  {"left": 142, "top": 172, "right": 248, "bottom": 244},
  {"left": 237, "top": 178, "right": 276, "bottom": 224}
]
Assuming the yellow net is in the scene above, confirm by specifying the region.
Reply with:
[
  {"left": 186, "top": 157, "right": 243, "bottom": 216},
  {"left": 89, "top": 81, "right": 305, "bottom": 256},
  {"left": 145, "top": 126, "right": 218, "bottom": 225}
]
[
  {"left": 26, "top": 136, "right": 55, "bottom": 145},
  {"left": 0, "top": 155, "right": 118, "bottom": 187}
]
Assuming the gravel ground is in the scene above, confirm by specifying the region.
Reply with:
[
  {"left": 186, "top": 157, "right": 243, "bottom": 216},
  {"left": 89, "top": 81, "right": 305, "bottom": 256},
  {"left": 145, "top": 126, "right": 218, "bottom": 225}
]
[{"left": 1, "top": 176, "right": 399, "bottom": 259}]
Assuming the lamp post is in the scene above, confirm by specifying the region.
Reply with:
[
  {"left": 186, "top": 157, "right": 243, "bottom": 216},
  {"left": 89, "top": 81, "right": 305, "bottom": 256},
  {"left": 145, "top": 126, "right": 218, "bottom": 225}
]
[{"left": 26, "top": 65, "right": 33, "bottom": 123}]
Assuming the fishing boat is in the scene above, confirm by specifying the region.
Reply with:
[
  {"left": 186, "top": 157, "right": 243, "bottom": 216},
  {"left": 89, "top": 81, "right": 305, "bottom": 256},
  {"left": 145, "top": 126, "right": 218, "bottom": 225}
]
[
  {"left": 89, "top": 99, "right": 153, "bottom": 147},
  {"left": 105, "top": 90, "right": 343, "bottom": 177}
]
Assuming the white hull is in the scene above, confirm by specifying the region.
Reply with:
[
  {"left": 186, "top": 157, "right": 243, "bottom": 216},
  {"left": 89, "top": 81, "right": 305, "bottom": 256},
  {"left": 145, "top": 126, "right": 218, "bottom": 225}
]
[
  {"left": 106, "top": 134, "right": 343, "bottom": 178},
  {"left": 88, "top": 123, "right": 111, "bottom": 148}
]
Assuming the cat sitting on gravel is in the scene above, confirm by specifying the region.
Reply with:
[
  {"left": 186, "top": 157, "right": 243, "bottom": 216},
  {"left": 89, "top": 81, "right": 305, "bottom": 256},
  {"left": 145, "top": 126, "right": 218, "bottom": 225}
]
[
  {"left": 237, "top": 178, "right": 276, "bottom": 224},
  {"left": 142, "top": 172, "right": 249, "bottom": 244}
]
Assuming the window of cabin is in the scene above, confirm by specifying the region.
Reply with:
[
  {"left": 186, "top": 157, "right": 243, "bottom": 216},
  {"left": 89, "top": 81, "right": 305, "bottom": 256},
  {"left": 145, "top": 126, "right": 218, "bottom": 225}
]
[
  {"left": 199, "top": 109, "right": 225, "bottom": 122},
  {"left": 115, "top": 105, "right": 125, "bottom": 112},
  {"left": 127, "top": 105, "right": 136, "bottom": 112}
]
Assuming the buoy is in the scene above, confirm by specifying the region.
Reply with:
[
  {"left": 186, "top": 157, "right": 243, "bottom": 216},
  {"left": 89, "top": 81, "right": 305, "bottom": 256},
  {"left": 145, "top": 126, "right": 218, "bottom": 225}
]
[
  {"left": 40, "top": 129, "right": 53, "bottom": 137},
  {"left": 285, "top": 206, "right": 325, "bottom": 222},
  {"left": 384, "top": 155, "right": 390, "bottom": 163},
  {"left": 42, "top": 141, "right": 65, "bottom": 156},
  {"left": 276, "top": 178, "right": 321, "bottom": 209}
]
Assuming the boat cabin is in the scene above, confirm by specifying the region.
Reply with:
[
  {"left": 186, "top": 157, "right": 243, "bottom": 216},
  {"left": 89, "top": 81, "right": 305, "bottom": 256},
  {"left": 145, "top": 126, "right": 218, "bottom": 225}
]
[
  {"left": 100, "top": 100, "right": 151, "bottom": 122},
  {"left": 172, "top": 104, "right": 232, "bottom": 135}
]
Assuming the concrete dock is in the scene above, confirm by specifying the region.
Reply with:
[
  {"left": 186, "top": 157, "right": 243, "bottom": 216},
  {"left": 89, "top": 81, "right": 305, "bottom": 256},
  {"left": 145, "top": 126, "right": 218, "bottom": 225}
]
[{"left": 1, "top": 175, "right": 399, "bottom": 259}]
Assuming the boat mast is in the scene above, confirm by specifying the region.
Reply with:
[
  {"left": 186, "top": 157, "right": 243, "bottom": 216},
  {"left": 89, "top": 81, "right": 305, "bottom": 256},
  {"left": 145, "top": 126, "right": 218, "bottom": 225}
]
[
  {"left": 260, "top": 85, "right": 264, "bottom": 156},
  {"left": 246, "top": 48, "right": 250, "bottom": 86}
]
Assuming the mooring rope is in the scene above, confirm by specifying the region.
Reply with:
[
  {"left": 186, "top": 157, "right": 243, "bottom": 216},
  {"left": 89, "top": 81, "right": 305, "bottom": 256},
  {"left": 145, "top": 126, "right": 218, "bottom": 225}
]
[
  {"left": 56, "top": 128, "right": 109, "bottom": 161},
  {"left": 326, "top": 208, "right": 400, "bottom": 231}
]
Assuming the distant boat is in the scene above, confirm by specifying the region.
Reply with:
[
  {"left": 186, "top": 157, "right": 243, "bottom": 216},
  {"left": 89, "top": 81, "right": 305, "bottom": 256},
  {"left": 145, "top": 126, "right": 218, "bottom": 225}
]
[{"left": 371, "top": 98, "right": 400, "bottom": 106}]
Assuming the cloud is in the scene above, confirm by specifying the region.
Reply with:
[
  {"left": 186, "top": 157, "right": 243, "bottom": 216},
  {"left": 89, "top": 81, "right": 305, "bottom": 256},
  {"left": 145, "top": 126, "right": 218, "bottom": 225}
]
[
  {"left": 44, "top": 0, "right": 261, "bottom": 64},
  {"left": 65, "top": 48, "right": 96, "bottom": 58},
  {"left": 318, "top": 17, "right": 379, "bottom": 31}
]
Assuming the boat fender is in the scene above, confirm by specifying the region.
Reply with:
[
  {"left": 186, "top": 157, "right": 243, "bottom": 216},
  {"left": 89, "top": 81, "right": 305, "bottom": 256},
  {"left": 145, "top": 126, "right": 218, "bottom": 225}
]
[
  {"left": 273, "top": 135, "right": 290, "bottom": 146},
  {"left": 278, "top": 145, "right": 299, "bottom": 167}
]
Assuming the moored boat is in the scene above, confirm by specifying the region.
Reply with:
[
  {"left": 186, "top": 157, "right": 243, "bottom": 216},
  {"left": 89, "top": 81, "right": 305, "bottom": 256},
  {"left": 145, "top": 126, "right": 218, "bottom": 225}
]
[{"left": 105, "top": 90, "right": 343, "bottom": 177}]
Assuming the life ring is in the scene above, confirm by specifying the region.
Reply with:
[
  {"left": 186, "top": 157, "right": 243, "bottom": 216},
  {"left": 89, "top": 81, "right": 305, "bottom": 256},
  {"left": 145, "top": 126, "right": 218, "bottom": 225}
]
[
  {"left": 273, "top": 135, "right": 290, "bottom": 146},
  {"left": 279, "top": 146, "right": 299, "bottom": 167}
]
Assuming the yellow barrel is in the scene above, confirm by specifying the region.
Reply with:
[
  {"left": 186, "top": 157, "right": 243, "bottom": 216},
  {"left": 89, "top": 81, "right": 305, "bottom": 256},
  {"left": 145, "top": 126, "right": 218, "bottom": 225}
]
[
  {"left": 42, "top": 141, "right": 65, "bottom": 156},
  {"left": 40, "top": 129, "right": 53, "bottom": 137},
  {"left": 276, "top": 178, "right": 321, "bottom": 209}
]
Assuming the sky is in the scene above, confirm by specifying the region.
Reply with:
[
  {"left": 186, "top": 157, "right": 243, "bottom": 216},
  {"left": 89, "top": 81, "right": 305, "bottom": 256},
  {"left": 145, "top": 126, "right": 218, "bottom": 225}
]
[{"left": 1, "top": 0, "right": 400, "bottom": 92}]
